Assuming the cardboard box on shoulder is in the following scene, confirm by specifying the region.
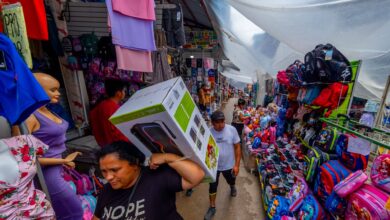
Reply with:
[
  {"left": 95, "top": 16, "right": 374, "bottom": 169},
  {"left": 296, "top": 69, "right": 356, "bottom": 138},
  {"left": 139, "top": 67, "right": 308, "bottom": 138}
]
[{"left": 110, "top": 77, "right": 219, "bottom": 181}]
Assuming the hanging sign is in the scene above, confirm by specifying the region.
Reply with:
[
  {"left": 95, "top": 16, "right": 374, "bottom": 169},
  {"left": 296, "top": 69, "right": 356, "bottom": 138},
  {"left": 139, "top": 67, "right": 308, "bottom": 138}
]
[
  {"left": 2, "top": 3, "right": 32, "bottom": 68},
  {"left": 347, "top": 135, "right": 371, "bottom": 156}
]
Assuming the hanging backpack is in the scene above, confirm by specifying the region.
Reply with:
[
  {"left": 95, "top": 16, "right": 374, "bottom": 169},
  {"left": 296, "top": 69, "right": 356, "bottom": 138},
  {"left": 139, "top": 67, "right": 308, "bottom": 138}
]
[
  {"left": 313, "top": 127, "right": 338, "bottom": 153},
  {"left": 277, "top": 70, "right": 290, "bottom": 86},
  {"left": 97, "top": 36, "right": 116, "bottom": 62},
  {"left": 72, "top": 36, "right": 83, "bottom": 53},
  {"left": 345, "top": 184, "right": 390, "bottom": 220},
  {"left": 311, "top": 82, "right": 348, "bottom": 109},
  {"left": 302, "top": 86, "right": 321, "bottom": 105},
  {"left": 298, "top": 195, "right": 328, "bottom": 220},
  {"left": 335, "top": 134, "right": 369, "bottom": 171},
  {"left": 314, "top": 160, "right": 352, "bottom": 204},
  {"left": 371, "top": 154, "right": 390, "bottom": 194},
  {"left": 286, "top": 60, "right": 305, "bottom": 88},
  {"left": 80, "top": 33, "right": 99, "bottom": 57},
  {"left": 62, "top": 36, "right": 74, "bottom": 53},
  {"left": 304, "top": 43, "right": 352, "bottom": 83}
]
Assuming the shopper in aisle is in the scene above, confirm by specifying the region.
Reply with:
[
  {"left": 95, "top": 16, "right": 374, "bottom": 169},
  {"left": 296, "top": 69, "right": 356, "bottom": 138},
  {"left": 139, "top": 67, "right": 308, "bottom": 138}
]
[
  {"left": 204, "top": 110, "right": 241, "bottom": 220},
  {"left": 93, "top": 141, "right": 205, "bottom": 220},
  {"left": 231, "top": 98, "right": 249, "bottom": 139},
  {"left": 12, "top": 73, "right": 83, "bottom": 220},
  {"left": 198, "top": 84, "right": 208, "bottom": 112},
  {"left": 90, "top": 79, "right": 130, "bottom": 147}
]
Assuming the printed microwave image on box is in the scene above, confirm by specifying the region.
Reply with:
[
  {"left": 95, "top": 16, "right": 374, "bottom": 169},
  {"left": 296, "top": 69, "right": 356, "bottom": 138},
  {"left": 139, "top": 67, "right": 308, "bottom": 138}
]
[{"left": 131, "top": 123, "right": 183, "bottom": 156}]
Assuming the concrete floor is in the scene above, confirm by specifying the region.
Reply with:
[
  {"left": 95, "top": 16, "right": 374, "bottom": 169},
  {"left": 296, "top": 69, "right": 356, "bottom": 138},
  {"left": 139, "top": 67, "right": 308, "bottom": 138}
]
[{"left": 176, "top": 98, "right": 266, "bottom": 220}]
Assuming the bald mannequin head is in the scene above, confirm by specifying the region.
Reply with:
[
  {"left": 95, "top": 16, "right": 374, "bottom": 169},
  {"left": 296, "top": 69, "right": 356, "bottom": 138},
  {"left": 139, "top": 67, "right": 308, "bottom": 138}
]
[{"left": 34, "top": 73, "right": 61, "bottom": 104}]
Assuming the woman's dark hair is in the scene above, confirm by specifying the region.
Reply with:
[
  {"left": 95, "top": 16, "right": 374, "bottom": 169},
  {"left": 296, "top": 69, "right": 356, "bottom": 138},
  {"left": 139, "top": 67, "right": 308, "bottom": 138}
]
[
  {"left": 97, "top": 141, "right": 146, "bottom": 166},
  {"left": 238, "top": 98, "right": 246, "bottom": 106},
  {"left": 105, "top": 79, "right": 127, "bottom": 98}
]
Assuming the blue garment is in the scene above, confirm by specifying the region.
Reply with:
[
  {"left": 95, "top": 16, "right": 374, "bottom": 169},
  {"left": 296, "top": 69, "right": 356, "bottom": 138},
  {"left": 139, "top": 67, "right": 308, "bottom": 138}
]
[{"left": 0, "top": 34, "right": 49, "bottom": 125}]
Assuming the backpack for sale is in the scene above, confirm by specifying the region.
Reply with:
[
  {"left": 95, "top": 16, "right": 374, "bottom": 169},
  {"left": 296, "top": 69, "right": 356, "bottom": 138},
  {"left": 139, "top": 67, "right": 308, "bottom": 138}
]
[
  {"left": 80, "top": 33, "right": 99, "bottom": 57},
  {"left": 314, "top": 160, "right": 352, "bottom": 204},
  {"left": 304, "top": 43, "right": 352, "bottom": 83},
  {"left": 62, "top": 36, "right": 73, "bottom": 53},
  {"left": 345, "top": 184, "right": 390, "bottom": 220},
  {"left": 314, "top": 127, "right": 338, "bottom": 152},
  {"left": 302, "top": 86, "right": 321, "bottom": 105},
  {"left": 334, "top": 170, "right": 368, "bottom": 198},
  {"left": 97, "top": 36, "right": 116, "bottom": 62},
  {"left": 277, "top": 70, "right": 290, "bottom": 86},
  {"left": 288, "top": 177, "right": 309, "bottom": 212},
  {"left": 72, "top": 36, "right": 83, "bottom": 53},
  {"left": 297, "top": 88, "right": 307, "bottom": 103},
  {"left": 267, "top": 196, "right": 292, "bottom": 220},
  {"left": 324, "top": 190, "right": 348, "bottom": 217},
  {"left": 286, "top": 60, "right": 305, "bottom": 88},
  {"left": 303, "top": 146, "right": 338, "bottom": 183},
  {"left": 298, "top": 195, "right": 327, "bottom": 220},
  {"left": 371, "top": 154, "right": 390, "bottom": 193},
  {"left": 311, "top": 82, "right": 348, "bottom": 109},
  {"left": 63, "top": 168, "right": 93, "bottom": 195},
  {"left": 335, "top": 134, "right": 369, "bottom": 171}
]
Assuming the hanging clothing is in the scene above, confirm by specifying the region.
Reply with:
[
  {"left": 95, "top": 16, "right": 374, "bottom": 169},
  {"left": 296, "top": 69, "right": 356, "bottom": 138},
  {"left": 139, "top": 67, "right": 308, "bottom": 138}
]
[
  {"left": 0, "top": 34, "right": 49, "bottom": 125},
  {"left": 32, "top": 111, "right": 83, "bottom": 220},
  {"left": 162, "top": 4, "right": 186, "bottom": 48},
  {"left": 115, "top": 46, "right": 153, "bottom": 72},
  {"left": 46, "top": 0, "right": 68, "bottom": 40},
  {"left": 0, "top": 135, "right": 55, "bottom": 219},
  {"left": 149, "top": 48, "right": 173, "bottom": 84},
  {"left": 0, "top": 0, "right": 48, "bottom": 40},
  {"left": 106, "top": 0, "right": 156, "bottom": 51},
  {"left": 112, "top": 0, "right": 155, "bottom": 20}
]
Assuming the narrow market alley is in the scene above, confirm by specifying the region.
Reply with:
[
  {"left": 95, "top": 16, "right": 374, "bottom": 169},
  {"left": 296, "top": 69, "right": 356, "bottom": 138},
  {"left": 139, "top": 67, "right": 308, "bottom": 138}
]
[{"left": 176, "top": 98, "right": 266, "bottom": 220}]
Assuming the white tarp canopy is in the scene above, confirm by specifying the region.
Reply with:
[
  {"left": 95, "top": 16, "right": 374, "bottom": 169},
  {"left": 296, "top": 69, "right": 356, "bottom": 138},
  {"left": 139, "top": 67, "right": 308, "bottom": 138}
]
[{"left": 204, "top": 0, "right": 390, "bottom": 100}]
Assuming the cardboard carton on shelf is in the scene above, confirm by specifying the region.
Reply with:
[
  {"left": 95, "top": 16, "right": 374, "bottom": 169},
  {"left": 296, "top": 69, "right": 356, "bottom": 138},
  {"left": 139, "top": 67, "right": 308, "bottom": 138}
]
[{"left": 110, "top": 77, "right": 219, "bottom": 181}]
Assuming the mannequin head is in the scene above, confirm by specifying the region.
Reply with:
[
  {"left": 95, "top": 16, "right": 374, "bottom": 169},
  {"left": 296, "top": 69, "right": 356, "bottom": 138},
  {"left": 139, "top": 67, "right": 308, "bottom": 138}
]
[{"left": 34, "top": 73, "right": 61, "bottom": 104}]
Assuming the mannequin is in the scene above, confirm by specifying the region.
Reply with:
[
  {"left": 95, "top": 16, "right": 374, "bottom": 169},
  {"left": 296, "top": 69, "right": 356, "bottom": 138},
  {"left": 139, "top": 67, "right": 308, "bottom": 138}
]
[
  {"left": 0, "top": 140, "right": 18, "bottom": 184},
  {"left": 13, "top": 73, "right": 83, "bottom": 220}
]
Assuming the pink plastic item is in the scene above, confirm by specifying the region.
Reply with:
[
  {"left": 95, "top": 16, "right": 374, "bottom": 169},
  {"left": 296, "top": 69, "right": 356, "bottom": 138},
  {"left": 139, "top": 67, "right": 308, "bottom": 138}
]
[
  {"left": 371, "top": 154, "right": 390, "bottom": 194},
  {"left": 288, "top": 177, "right": 309, "bottom": 212},
  {"left": 334, "top": 170, "right": 368, "bottom": 198},
  {"left": 345, "top": 184, "right": 390, "bottom": 220}
]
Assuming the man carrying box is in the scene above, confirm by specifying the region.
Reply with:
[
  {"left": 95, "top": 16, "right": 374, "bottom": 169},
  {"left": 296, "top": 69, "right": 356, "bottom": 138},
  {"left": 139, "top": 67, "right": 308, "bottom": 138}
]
[{"left": 204, "top": 110, "right": 241, "bottom": 220}]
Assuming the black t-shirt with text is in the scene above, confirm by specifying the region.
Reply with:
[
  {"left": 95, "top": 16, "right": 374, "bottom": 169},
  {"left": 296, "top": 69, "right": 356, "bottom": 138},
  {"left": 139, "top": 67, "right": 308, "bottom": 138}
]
[{"left": 95, "top": 165, "right": 183, "bottom": 220}]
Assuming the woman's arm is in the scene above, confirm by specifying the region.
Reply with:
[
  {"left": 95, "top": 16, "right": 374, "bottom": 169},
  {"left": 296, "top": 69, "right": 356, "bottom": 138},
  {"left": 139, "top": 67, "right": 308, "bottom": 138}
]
[{"left": 149, "top": 153, "right": 205, "bottom": 190}]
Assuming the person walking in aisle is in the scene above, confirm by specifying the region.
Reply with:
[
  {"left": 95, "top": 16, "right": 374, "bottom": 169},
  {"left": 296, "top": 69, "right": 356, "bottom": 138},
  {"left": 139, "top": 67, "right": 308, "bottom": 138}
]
[
  {"left": 90, "top": 79, "right": 129, "bottom": 147},
  {"left": 204, "top": 110, "right": 241, "bottom": 220},
  {"left": 231, "top": 98, "right": 249, "bottom": 139}
]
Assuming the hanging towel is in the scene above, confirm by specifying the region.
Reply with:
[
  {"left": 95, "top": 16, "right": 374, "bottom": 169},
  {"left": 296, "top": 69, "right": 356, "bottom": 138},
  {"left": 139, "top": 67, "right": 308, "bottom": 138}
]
[
  {"left": 112, "top": 0, "right": 155, "bottom": 20},
  {"left": 106, "top": 0, "right": 156, "bottom": 51},
  {"left": 115, "top": 46, "right": 153, "bottom": 72}
]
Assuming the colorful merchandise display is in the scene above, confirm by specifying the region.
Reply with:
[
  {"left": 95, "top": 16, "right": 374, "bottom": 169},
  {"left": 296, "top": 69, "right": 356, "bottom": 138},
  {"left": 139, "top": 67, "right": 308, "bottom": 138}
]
[{"left": 245, "top": 44, "right": 390, "bottom": 219}]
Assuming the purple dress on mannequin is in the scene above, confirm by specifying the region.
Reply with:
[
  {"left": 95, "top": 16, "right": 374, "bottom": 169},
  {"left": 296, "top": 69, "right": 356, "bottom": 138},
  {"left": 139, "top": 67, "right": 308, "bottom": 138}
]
[{"left": 32, "top": 111, "right": 83, "bottom": 220}]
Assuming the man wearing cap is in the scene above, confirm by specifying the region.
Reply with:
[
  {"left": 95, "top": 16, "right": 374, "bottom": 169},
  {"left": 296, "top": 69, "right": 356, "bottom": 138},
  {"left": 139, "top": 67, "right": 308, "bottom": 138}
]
[{"left": 204, "top": 110, "right": 241, "bottom": 220}]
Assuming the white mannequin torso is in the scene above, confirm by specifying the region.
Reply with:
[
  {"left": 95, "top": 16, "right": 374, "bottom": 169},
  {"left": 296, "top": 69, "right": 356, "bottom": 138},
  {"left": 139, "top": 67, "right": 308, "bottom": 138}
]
[{"left": 0, "top": 140, "right": 19, "bottom": 184}]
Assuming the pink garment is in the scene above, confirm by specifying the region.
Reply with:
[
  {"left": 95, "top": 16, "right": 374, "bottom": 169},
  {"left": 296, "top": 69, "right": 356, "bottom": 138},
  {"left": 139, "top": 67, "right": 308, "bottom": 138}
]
[
  {"left": 112, "top": 0, "right": 156, "bottom": 20},
  {"left": 203, "top": 58, "right": 214, "bottom": 69},
  {"left": 115, "top": 46, "right": 153, "bottom": 72},
  {"left": 0, "top": 135, "right": 55, "bottom": 219}
]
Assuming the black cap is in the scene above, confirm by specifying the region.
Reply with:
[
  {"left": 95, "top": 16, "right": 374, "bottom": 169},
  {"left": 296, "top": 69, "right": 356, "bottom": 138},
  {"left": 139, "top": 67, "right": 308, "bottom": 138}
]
[{"left": 211, "top": 110, "right": 225, "bottom": 121}]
